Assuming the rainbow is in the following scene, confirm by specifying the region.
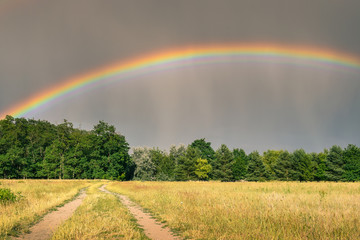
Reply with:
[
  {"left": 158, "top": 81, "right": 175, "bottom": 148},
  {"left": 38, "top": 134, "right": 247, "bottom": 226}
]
[{"left": 2, "top": 43, "right": 360, "bottom": 119}]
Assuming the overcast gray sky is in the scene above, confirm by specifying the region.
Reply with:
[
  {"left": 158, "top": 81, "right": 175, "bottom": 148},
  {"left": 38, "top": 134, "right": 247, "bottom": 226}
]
[{"left": 1, "top": 0, "right": 360, "bottom": 153}]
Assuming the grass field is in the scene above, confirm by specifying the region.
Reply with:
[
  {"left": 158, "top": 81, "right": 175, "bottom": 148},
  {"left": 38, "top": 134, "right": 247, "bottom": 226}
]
[
  {"left": 0, "top": 180, "right": 92, "bottom": 238},
  {"left": 1, "top": 180, "right": 360, "bottom": 240},
  {"left": 107, "top": 181, "right": 360, "bottom": 240}
]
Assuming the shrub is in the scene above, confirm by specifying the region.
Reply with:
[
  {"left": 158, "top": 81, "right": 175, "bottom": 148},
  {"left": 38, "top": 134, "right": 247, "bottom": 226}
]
[{"left": 0, "top": 188, "right": 23, "bottom": 205}]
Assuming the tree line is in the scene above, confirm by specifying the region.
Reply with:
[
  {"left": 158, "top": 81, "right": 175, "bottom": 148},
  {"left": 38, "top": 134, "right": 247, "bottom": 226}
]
[
  {"left": 0, "top": 116, "right": 133, "bottom": 180},
  {"left": 132, "top": 140, "right": 360, "bottom": 182},
  {"left": 1, "top": 116, "right": 359, "bottom": 181}
]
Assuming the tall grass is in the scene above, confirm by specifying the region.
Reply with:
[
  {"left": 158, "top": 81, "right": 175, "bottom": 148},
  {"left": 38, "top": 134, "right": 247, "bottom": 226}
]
[
  {"left": 0, "top": 180, "right": 92, "bottom": 238},
  {"left": 107, "top": 181, "right": 360, "bottom": 240},
  {"left": 51, "top": 183, "right": 149, "bottom": 240}
]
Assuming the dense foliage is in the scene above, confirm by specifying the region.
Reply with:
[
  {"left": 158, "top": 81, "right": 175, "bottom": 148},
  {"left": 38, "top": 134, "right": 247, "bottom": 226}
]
[
  {"left": 1, "top": 116, "right": 360, "bottom": 181},
  {"left": 132, "top": 140, "right": 360, "bottom": 182},
  {"left": 0, "top": 116, "right": 133, "bottom": 180}
]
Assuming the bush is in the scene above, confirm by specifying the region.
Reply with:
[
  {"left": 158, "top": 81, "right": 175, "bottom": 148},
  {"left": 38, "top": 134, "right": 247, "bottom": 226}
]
[{"left": 0, "top": 188, "right": 23, "bottom": 205}]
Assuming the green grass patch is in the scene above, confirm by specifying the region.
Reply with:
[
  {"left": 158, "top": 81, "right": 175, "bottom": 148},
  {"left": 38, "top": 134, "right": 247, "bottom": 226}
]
[{"left": 0, "top": 188, "right": 24, "bottom": 205}]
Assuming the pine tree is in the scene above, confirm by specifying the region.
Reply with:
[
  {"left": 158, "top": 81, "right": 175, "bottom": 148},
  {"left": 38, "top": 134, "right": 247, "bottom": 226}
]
[
  {"left": 291, "top": 149, "right": 313, "bottom": 181},
  {"left": 232, "top": 148, "right": 248, "bottom": 180},
  {"left": 190, "top": 138, "right": 215, "bottom": 161},
  {"left": 213, "top": 144, "right": 234, "bottom": 181},
  {"left": 273, "top": 150, "right": 292, "bottom": 181},
  {"left": 311, "top": 151, "right": 328, "bottom": 181},
  {"left": 263, "top": 150, "right": 282, "bottom": 180},
  {"left": 342, "top": 144, "right": 360, "bottom": 181},
  {"left": 246, "top": 151, "right": 268, "bottom": 181},
  {"left": 325, "top": 145, "right": 344, "bottom": 181},
  {"left": 190, "top": 139, "right": 215, "bottom": 178},
  {"left": 174, "top": 146, "right": 200, "bottom": 181}
]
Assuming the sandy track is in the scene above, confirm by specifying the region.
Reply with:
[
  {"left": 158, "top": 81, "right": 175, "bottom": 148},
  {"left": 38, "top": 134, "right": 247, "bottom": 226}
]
[
  {"left": 14, "top": 189, "right": 87, "bottom": 240},
  {"left": 99, "top": 185, "right": 181, "bottom": 240}
]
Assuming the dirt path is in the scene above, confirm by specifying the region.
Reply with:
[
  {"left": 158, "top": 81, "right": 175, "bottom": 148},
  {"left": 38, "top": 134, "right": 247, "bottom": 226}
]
[
  {"left": 99, "top": 185, "right": 181, "bottom": 240},
  {"left": 14, "top": 189, "right": 87, "bottom": 240}
]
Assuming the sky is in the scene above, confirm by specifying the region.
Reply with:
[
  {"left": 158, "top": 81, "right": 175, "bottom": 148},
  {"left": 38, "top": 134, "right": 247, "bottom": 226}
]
[{"left": 0, "top": 0, "right": 360, "bottom": 153}]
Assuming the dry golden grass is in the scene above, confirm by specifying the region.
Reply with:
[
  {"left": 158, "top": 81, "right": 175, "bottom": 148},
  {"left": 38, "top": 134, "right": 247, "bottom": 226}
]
[
  {"left": 0, "top": 179, "right": 93, "bottom": 238},
  {"left": 51, "top": 183, "right": 149, "bottom": 240},
  {"left": 107, "top": 181, "right": 360, "bottom": 240}
]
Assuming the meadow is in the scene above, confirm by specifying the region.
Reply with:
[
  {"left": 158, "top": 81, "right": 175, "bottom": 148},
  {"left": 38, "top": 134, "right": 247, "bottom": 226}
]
[
  {"left": 107, "top": 181, "right": 360, "bottom": 240},
  {"left": 0, "top": 180, "right": 92, "bottom": 238},
  {"left": 1, "top": 180, "right": 360, "bottom": 240}
]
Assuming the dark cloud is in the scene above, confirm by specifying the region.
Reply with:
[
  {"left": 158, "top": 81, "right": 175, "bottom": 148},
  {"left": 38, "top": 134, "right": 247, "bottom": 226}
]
[{"left": 1, "top": 0, "right": 360, "bottom": 152}]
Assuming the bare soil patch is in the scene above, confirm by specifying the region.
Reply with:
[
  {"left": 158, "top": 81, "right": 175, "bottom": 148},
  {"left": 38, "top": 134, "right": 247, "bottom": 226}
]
[
  {"left": 99, "top": 185, "right": 181, "bottom": 240},
  {"left": 14, "top": 189, "right": 87, "bottom": 240}
]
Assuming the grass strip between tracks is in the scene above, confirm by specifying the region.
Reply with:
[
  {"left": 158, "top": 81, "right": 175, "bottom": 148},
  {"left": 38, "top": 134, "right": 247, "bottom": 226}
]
[{"left": 51, "top": 183, "right": 149, "bottom": 240}]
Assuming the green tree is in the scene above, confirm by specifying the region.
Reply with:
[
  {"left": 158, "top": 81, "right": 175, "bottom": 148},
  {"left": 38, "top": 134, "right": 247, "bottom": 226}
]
[
  {"left": 291, "top": 149, "right": 313, "bottom": 181},
  {"left": 64, "top": 129, "right": 92, "bottom": 179},
  {"left": 213, "top": 144, "right": 234, "bottom": 181},
  {"left": 246, "top": 151, "right": 268, "bottom": 181},
  {"left": 342, "top": 144, "right": 360, "bottom": 181},
  {"left": 0, "top": 146, "right": 24, "bottom": 178},
  {"left": 174, "top": 146, "right": 200, "bottom": 181},
  {"left": 190, "top": 138, "right": 215, "bottom": 162},
  {"left": 150, "top": 148, "right": 174, "bottom": 180},
  {"left": 325, "top": 145, "right": 344, "bottom": 181},
  {"left": 194, "top": 158, "right": 212, "bottom": 180},
  {"left": 190, "top": 139, "right": 216, "bottom": 179},
  {"left": 232, "top": 148, "right": 248, "bottom": 180},
  {"left": 41, "top": 141, "right": 63, "bottom": 179},
  {"left": 273, "top": 150, "right": 292, "bottom": 180},
  {"left": 311, "top": 151, "right": 328, "bottom": 181},
  {"left": 0, "top": 116, "right": 17, "bottom": 155},
  {"left": 263, "top": 150, "right": 282, "bottom": 180},
  {"left": 0, "top": 116, "right": 28, "bottom": 178},
  {"left": 91, "top": 121, "right": 133, "bottom": 180}
]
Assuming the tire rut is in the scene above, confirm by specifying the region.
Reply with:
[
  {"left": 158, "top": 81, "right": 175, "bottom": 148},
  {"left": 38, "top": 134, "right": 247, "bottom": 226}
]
[
  {"left": 13, "top": 189, "right": 87, "bottom": 240},
  {"left": 99, "top": 185, "right": 181, "bottom": 240}
]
